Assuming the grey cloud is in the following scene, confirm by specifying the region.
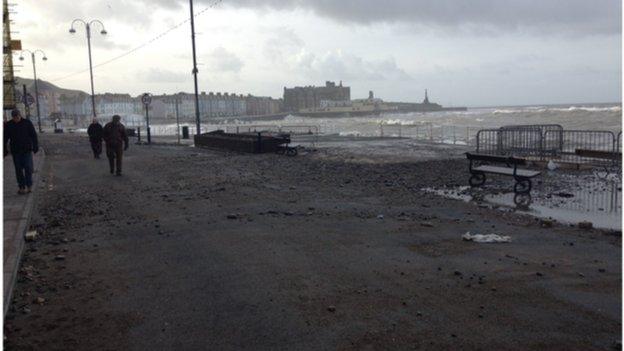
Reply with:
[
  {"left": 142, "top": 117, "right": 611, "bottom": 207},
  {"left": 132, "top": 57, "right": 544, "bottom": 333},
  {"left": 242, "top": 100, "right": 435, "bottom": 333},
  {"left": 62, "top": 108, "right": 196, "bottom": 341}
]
[
  {"left": 205, "top": 47, "right": 244, "bottom": 73},
  {"left": 200, "top": 0, "right": 621, "bottom": 36},
  {"left": 262, "top": 26, "right": 304, "bottom": 61},
  {"left": 292, "top": 50, "right": 411, "bottom": 81},
  {"left": 138, "top": 68, "right": 188, "bottom": 83}
]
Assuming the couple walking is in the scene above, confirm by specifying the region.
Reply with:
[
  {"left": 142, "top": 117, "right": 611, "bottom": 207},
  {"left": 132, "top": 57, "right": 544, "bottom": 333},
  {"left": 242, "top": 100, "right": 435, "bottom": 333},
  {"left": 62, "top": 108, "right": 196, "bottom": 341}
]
[{"left": 88, "top": 114, "right": 129, "bottom": 176}]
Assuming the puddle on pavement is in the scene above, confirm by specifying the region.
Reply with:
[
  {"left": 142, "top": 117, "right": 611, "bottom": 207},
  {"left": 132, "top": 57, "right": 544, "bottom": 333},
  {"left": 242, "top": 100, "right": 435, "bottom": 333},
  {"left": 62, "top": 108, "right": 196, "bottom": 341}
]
[{"left": 424, "top": 178, "right": 622, "bottom": 230}]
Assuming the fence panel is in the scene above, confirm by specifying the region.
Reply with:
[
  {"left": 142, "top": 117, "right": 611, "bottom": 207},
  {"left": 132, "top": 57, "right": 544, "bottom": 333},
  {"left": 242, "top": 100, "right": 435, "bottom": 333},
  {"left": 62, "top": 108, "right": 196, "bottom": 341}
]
[
  {"left": 475, "top": 129, "right": 501, "bottom": 155},
  {"left": 545, "top": 130, "right": 616, "bottom": 166}
]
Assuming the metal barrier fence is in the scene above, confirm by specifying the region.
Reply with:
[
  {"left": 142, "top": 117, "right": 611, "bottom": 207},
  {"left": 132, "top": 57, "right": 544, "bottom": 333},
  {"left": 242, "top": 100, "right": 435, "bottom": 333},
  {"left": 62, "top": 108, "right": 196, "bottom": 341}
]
[
  {"left": 379, "top": 123, "right": 476, "bottom": 145},
  {"left": 476, "top": 125, "right": 621, "bottom": 167},
  {"left": 545, "top": 130, "right": 617, "bottom": 166},
  {"left": 224, "top": 124, "right": 320, "bottom": 136}
]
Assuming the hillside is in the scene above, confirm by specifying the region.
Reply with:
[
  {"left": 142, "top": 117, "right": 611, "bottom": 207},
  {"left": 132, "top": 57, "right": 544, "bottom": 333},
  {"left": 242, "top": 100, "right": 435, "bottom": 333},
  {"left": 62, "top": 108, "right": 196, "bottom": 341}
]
[{"left": 14, "top": 77, "right": 88, "bottom": 98}]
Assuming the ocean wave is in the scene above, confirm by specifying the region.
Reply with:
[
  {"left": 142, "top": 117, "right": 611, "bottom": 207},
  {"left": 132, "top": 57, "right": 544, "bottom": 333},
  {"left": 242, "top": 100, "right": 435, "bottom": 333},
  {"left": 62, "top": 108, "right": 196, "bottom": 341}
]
[
  {"left": 493, "top": 105, "right": 621, "bottom": 114},
  {"left": 339, "top": 131, "right": 362, "bottom": 137}
]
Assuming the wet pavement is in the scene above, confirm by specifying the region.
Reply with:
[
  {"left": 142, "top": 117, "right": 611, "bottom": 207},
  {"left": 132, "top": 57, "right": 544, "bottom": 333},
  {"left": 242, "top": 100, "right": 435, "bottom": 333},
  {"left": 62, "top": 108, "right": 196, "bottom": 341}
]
[{"left": 4, "top": 134, "right": 621, "bottom": 351}]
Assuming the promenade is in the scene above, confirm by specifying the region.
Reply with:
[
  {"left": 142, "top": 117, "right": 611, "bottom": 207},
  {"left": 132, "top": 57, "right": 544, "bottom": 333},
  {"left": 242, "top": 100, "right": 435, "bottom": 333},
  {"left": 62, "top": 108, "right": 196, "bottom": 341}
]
[
  {"left": 3, "top": 150, "right": 44, "bottom": 316},
  {"left": 4, "top": 134, "right": 621, "bottom": 350}
]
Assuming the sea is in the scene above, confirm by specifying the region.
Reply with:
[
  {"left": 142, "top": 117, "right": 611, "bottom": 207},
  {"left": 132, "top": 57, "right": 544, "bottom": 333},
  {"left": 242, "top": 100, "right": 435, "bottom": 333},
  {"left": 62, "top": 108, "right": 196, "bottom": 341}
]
[{"left": 140, "top": 102, "right": 622, "bottom": 142}]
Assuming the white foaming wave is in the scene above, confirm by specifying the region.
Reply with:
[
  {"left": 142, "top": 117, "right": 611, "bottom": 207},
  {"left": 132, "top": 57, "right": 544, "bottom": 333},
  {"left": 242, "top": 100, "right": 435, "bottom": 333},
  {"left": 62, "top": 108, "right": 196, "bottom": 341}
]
[
  {"left": 339, "top": 131, "right": 362, "bottom": 137},
  {"left": 493, "top": 105, "right": 621, "bottom": 114},
  {"left": 555, "top": 106, "right": 621, "bottom": 112}
]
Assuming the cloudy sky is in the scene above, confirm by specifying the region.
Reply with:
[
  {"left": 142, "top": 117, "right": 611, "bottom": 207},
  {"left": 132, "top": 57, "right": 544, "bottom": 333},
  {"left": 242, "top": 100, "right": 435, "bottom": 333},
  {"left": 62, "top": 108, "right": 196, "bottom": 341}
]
[{"left": 13, "top": 0, "right": 622, "bottom": 106}]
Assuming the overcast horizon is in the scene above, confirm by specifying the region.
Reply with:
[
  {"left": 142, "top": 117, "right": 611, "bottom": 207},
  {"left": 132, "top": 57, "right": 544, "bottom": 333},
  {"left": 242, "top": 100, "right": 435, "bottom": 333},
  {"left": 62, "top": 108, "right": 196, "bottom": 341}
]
[{"left": 12, "top": 0, "right": 623, "bottom": 107}]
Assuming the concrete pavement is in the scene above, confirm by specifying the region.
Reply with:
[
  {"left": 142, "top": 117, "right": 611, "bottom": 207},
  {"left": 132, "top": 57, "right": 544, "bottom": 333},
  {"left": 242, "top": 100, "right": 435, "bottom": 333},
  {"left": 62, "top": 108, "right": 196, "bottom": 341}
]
[{"left": 3, "top": 150, "right": 45, "bottom": 317}]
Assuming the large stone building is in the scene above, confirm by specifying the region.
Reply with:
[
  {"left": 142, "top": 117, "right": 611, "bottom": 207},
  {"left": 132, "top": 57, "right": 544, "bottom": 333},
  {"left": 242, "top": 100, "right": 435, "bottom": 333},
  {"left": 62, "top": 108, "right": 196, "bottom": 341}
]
[{"left": 283, "top": 81, "right": 350, "bottom": 112}]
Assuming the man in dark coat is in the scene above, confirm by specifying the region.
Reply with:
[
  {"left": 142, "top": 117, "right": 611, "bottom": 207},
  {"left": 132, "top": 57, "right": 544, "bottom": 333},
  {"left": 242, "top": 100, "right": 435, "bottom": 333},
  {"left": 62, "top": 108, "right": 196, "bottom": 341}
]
[
  {"left": 102, "top": 115, "right": 129, "bottom": 176},
  {"left": 4, "top": 109, "right": 39, "bottom": 194},
  {"left": 87, "top": 118, "right": 103, "bottom": 159}
]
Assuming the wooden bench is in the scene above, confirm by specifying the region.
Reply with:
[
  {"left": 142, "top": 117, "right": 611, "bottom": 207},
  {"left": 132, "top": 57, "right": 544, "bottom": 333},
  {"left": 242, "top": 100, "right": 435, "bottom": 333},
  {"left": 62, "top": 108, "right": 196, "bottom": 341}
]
[
  {"left": 575, "top": 148, "right": 621, "bottom": 178},
  {"left": 466, "top": 153, "right": 541, "bottom": 194}
]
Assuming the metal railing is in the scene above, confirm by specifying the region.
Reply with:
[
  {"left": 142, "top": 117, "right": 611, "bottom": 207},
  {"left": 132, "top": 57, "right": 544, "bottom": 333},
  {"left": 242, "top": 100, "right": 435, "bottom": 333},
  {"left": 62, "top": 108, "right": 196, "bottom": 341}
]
[
  {"left": 379, "top": 122, "right": 476, "bottom": 145},
  {"left": 476, "top": 124, "right": 621, "bottom": 168},
  {"left": 545, "top": 130, "right": 617, "bottom": 166},
  {"left": 225, "top": 124, "right": 320, "bottom": 136}
]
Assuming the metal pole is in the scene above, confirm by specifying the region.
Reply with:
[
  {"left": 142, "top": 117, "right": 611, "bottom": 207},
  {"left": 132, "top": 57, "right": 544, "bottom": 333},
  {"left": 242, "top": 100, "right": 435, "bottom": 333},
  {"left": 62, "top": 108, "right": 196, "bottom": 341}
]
[
  {"left": 22, "top": 84, "right": 30, "bottom": 118},
  {"left": 145, "top": 103, "right": 151, "bottom": 144},
  {"left": 31, "top": 53, "right": 42, "bottom": 132},
  {"left": 175, "top": 96, "right": 180, "bottom": 144},
  {"left": 189, "top": 0, "right": 201, "bottom": 135},
  {"left": 86, "top": 23, "right": 96, "bottom": 118}
]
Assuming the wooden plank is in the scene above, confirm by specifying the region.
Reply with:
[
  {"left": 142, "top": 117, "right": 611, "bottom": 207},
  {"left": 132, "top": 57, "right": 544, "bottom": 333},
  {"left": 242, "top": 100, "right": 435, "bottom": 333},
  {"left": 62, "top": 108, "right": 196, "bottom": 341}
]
[
  {"left": 465, "top": 152, "right": 525, "bottom": 165},
  {"left": 574, "top": 149, "right": 621, "bottom": 160}
]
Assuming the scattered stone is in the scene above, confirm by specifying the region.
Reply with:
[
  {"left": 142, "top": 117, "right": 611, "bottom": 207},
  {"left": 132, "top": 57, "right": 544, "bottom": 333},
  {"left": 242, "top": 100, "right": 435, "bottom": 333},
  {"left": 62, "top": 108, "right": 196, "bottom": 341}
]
[
  {"left": 284, "top": 211, "right": 294, "bottom": 216},
  {"left": 377, "top": 214, "right": 384, "bottom": 220},
  {"left": 454, "top": 271, "right": 462, "bottom": 276},
  {"left": 416, "top": 311, "right": 422, "bottom": 317},
  {"left": 540, "top": 219, "right": 553, "bottom": 228},
  {"left": 327, "top": 305, "right": 336, "bottom": 312},
  {"left": 555, "top": 192, "right": 574, "bottom": 198},
  {"left": 598, "top": 268, "right": 606, "bottom": 273},
  {"left": 54, "top": 255, "right": 66, "bottom": 261},
  {"left": 420, "top": 221, "right": 434, "bottom": 227},
  {"left": 35, "top": 297, "right": 45, "bottom": 304},
  {"left": 578, "top": 272, "right": 585, "bottom": 278},
  {"left": 578, "top": 221, "right": 593, "bottom": 230},
  {"left": 226, "top": 214, "right": 238, "bottom": 220},
  {"left": 24, "top": 230, "right": 37, "bottom": 241},
  {"left": 536, "top": 272, "right": 543, "bottom": 277}
]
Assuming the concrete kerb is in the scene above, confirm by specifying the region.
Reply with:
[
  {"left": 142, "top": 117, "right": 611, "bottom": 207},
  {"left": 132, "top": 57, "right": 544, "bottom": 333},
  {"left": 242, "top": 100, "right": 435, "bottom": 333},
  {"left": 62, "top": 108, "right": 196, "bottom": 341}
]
[{"left": 3, "top": 149, "right": 46, "bottom": 318}]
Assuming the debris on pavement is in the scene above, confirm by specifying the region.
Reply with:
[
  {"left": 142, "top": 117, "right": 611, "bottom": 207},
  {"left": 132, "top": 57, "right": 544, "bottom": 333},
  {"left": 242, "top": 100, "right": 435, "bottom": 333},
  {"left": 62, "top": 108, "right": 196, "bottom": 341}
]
[
  {"left": 462, "top": 232, "right": 511, "bottom": 243},
  {"left": 24, "top": 230, "right": 37, "bottom": 241},
  {"left": 578, "top": 221, "right": 593, "bottom": 230}
]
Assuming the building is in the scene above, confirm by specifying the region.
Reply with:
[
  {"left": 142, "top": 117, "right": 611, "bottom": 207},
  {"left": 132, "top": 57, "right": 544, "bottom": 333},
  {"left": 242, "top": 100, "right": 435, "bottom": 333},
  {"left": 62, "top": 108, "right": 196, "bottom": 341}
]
[
  {"left": 246, "top": 95, "right": 281, "bottom": 116},
  {"left": 283, "top": 81, "right": 350, "bottom": 112},
  {"left": 95, "top": 93, "right": 137, "bottom": 116}
]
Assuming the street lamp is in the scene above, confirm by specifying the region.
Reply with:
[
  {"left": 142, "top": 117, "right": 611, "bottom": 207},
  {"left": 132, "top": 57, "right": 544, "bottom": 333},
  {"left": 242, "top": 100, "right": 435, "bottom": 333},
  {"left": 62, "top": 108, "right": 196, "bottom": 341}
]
[
  {"left": 19, "top": 49, "right": 47, "bottom": 132},
  {"left": 69, "top": 19, "right": 107, "bottom": 119}
]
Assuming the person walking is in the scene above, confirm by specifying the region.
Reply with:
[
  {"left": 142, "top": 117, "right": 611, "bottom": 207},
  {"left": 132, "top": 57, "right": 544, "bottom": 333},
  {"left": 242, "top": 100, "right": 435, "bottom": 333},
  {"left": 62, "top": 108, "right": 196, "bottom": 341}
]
[
  {"left": 4, "top": 109, "right": 39, "bottom": 194},
  {"left": 102, "top": 115, "right": 129, "bottom": 176},
  {"left": 87, "top": 118, "right": 103, "bottom": 159}
]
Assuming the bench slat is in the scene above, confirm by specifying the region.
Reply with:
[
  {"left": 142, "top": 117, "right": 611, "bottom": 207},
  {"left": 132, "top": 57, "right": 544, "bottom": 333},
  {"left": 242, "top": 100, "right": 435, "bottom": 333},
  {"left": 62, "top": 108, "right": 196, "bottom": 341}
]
[
  {"left": 465, "top": 152, "right": 526, "bottom": 165},
  {"left": 473, "top": 165, "right": 541, "bottom": 178},
  {"left": 575, "top": 149, "right": 622, "bottom": 160}
]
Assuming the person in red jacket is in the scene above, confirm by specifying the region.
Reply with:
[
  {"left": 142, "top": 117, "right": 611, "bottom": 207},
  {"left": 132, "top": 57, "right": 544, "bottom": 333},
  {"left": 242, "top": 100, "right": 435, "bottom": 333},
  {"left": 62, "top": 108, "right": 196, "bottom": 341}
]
[{"left": 102, "top": 115, "right": 129, "bottom": 176}]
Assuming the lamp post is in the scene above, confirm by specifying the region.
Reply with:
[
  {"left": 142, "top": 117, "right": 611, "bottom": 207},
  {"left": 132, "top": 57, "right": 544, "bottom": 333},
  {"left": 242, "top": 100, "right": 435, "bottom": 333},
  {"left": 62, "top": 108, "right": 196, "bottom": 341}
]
[
  {"left": 69, "top": 19, "right": 107, "bottom": 119},
  {"left": 18, "top": 50, "right": 47, "bottom": 132},
  {"left": 189, "top": 0, "right": 201, "bottom": 135}
]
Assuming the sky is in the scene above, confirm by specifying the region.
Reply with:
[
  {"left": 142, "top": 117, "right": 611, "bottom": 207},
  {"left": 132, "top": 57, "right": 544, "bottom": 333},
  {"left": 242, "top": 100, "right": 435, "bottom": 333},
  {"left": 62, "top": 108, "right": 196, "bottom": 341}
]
[{"left": 12, "top": 0, "right": 623, "bottom": 107}]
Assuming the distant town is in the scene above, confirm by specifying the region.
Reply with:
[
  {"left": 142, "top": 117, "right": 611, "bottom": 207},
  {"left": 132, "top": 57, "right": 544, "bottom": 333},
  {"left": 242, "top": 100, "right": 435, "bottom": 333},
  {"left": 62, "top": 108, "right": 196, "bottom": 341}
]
[{"left": 12, "top": 78, "right": 466, "bottom": 126}]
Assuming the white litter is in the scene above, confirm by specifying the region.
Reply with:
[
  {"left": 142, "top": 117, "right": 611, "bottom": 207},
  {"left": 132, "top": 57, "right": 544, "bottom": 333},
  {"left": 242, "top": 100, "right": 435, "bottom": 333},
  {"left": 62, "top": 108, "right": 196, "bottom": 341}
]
[
  {"left": 24, "top": 230, "right": 37, "bottom": 241},
  {"left": 462, "top": 232, "right": 511, "bottom": 243},
  {"left": 547, "top": 160, "right": 558, "bottom": 171}
]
